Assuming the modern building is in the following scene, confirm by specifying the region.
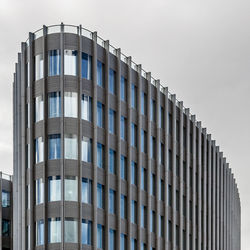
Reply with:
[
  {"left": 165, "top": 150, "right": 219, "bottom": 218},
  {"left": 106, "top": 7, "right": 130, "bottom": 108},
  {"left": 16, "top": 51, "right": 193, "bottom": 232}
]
[{"left": 12, "top": 23, "right": 241, "bottom": 250}]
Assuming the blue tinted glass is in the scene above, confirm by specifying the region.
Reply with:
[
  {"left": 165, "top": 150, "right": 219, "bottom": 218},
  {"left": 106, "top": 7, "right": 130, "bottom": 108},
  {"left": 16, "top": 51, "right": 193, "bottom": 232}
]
[
  {"left": 97, "top": 143, "right": 104, "bottom": 168},
  {"left": 109, "top": 109, "right": 115, "bottom": 134},
  {"left": 109, "top": 229, "right": 115, "bottom": 250},
  {"left": 109, "top": 149, "right": 115, "bottom": 174},
  {"left": 49, "top": 92, "right": 61, "bottom": 118},
  {"left": 131, "top": 200, "right": 136, "bottom": 224},
  {"left": 97, "top": 102, "right": 103, "bottom": 127},
  {"left": 109, "top": 189, "right": 115, "bottom": 214},
  {"left": 120, "top": 116, "right": 125, "bottom": 140},
  {"left": 131, "top": 84, "right": 136, "bottom": 108},
  {"left": 120, "top": 76, "right": 126, "bottom": 101},
  {"left": 97, "top": 224, "right": 104, "bottom": 248},
  {"left": 97, "top": 61, "right": 103, "bottom": 86},
  {"left": 97, "top": 184, "right": 104, "bottom": 209},
  {"left": 131, "top": 161, "right": 137, "bottom": 185},
  {"left": 48, "top": 134, "right": 61, "bottom": 160},
  {"left": 82, "top": 219, "right": 92, "bottom": 245},
  {"left": 120, "top": 155, "right": 126, "bottom": 180},
  {"left": 120, "top": 234, "right": 126, "bottom": 250},
  {"left": 82, "top": 52, "right": 92, "bottom": 80},
  {"left": 121, "top": 194, "right": 125, "bottom": 219},
  {"left": 131, "top": 123, "right": 135, "bottom": 147},
  {"left": 109, "top": 69, "right": 116, "bottom": 94},
  {"left": 82, "top": 178, "right": 92, "bottom": 204},
  {"left": 48, "top": 50, "right": 61, "bottom": 76},
  {"left": 141, "top": 91, "right": 145, "bottom": 115},
  {"left": 131, "top": 238, "right": 136, "bottom": 250}
]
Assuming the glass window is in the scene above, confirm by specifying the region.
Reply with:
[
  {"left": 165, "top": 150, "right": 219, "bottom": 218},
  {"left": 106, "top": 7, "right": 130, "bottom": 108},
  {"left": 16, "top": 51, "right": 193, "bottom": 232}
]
[
  {"left": 97, "top": 102, "right": 104, "bottom": 128},
  {"left": 2, "top": 190, "right": 10, "bottom": 208},
  {"left": 131, "top": 238, "right": 137, "bottom": 250},
  {"left": 36, "top": 219, "right": 44, "bottom": 246},
  {"left": 160, "top": 179, "right": 165, "bottom": 201},
  {"left": 150, "top": 173, "right": 156, "bottom": 196},
  {"left": 150, "top": 99, "right": 156, "bottom": 122},
  {"left": 109, "top": 149, "right": 116, "bottom": 174},
  {"left": 141, "top": 242, "right": 146, "bottom": 250},
  {"left": 64, "top": 50, "right": 78, "bottom": 76},
  {"left": 141, "top": 91, "right": 146, "bottom": 115},
  {"left": 97, "top": 143, "right": 104, "bottom": 168},
  {"left": 65, "top": 218, "right": 78, "bottom": 243},
  {"left": 109, "top": 69, "right": 116, "bottom": 94},
  {"left": 97, "top": 60, "right": 104, "bottom": 87},
  {"left": 97, "top": 224, "right": 104, "bottom": 249},
  {"left": 82, "top": 178, "right": 92, "bottom": 204},
  {"left": 35, "top": 178, "right": 44, "bottom": 204},
  {"left": 120, "top": 155, "right": 127, "bottom": 180},
  {"left": 81, "top": 94, "right": 92, "bottom": 121},
  {"left": 82, "top": 136, "right": 92, "bottom": 163},
  {"left": 131, "top": 84, "right": 137, "bottom": 109},
  {"left": 150, "top": 210, "right": 155, "bottom": 232},
  {"left": 168, "top": 150, "right": 172, "bottom": 171},
  {"left": 35, "top": 54, "right": 44, "bottom": 80},
  {"left": 48, "top": 176, "right": 61, "bottom": 202},
  {"left": 141, "top": 167, "right": 147, "bottom": 191},
  {"left": 160, "top": 107, "right": 164, "bottom": 129},
  {"left": 141, "top": 205, "right": 146, "bottom": 228},
  {"left": 35, "top": 96, "right": 44, "bottom": 122},
  {"left": 120, "top": 234, "right": 126, "bottom": 250},
  {"left": 109, "top": 109, "right": 116, "bottom": 134},
  {"left": 48, "top": 218, "right": 61, "bottom": 243},
  {"left": 168, "top": 113, "right": 172, "bottom": 135},
  {"left": 35, "top": 137, "right": 44, "bottom": 163},
  {"left": 160, "top": 143, "right": 164, "bottom": 165},
  {"left": 120, "top": 76, "right": 126, "bottom": 101},
  {"left": 82, "top": 52, "right": 92, "bottom": 80},
  {"left": 168, "top": 220, "right": 172, "bottom": 241},
  {"left": 65, "top": 176, "right": 78, "bottom": 201},
  {"left": 120, "top": 194, "right": 127, "bottom": 219},
  {"left": 97, "top": 183, "right": 104, "bottom": 209},
  {"left": 48, "top": 50, "right": 61, "bottom": 76},
  {"left": 160, "top": 215, "right": 164, "bottom": 237},
  {"left": 109, "top": 229, "right": 115, "bottom": 250},
  {"left": 64, "top": 134, "right": 78, "bottom": 160},
  {"left": 2, "top": 219, "right": 10, "bottom": 237},
  {"left": 141, "top": 129, "right": 146, "bottom": 153},
  {"left": 120, "top": 116, "right": 126, "bottom": 140},
  {"left": 64, "top": 92, "right": 78, "bottom": 118},
  {"left": 131, "top": 200, "right": 137, "bottom": 224},
  {"left": 48, "top": 134, "right": 61, "bottom": 160},
  {"left": 131, "top": 161, "right": 137, "bottom": 186},
  {"left": 150, "top": 136, "right": 156, "bottom": 159},
  {"left": 48, "top": 92, "right": 61, "bottom": 118},
  {"left": 168, "top": 185, "right": 172, "bottom": 206},
  {"left": 82, "top": 219, "right": 92, "bottom": 245},
  {"left": 131, "top": 123, "right": 137, "bottom": 147},
  {"left": 109, "top": 189, "right": 115, "bottom": 214}
]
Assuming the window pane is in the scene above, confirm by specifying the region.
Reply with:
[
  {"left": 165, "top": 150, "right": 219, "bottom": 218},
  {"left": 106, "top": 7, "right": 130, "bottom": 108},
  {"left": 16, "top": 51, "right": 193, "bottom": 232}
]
[
  {"left": 109, "top": 189, "right": 115, "bottom": 214},
  {"left": 121, "top": 116, "right": 126, "bottom": 140},
  {"left": 82, "top": 219, "right": 92, "bottom": 245},
  {"left": 2, "top": 191, "right": 10, "bottom": 208},
  {"left": 35, "top": 137, "right": 44, "bottom": 163},
  {"left": 35, "top": 54, "right": 44, "bottom": 80},
  {"left": 48, "top": 92, "right": 61, "bottom": 118},
  {"left": 120, "top": 194, "right": 126, "bottom": 219},
  {"left": 109, "top": 69, "right": 116, "bottom": 94},
  {"left": 109, "top": 229, "right": 115, "bottom": 250},
  {"left": 120, "top": 155, "right": 127, "bottom": 180},
  {"left": 64, "top": 134, "right": 78, "bottom": 160},
  {"left": 65, "top": 176, "right": 78, "bottom": 201},
  {"left": 97, "top": 183, "right": 104, "bottom": 209},
  {"left": 48, "top": 218, "right": 61, "bottom": 243},
  {"left": 65, "top": 218, "right": 78, "bottom": 243},
  {"left": 131, "top": 161, "right": 137, "bottom": 186},
  {"left": 109, "top": 149, "right": 116, "bottom": 174},
  {"left": 36, "top": 220, "right": 44, "bottom": 245},
  {"left": 131, "top": 200, "right": 137, "bottom": 224},
  {"left": 120, "top": 76, "right": 126, "bottom": 101},
  {"left": 97, "top": 102, "right": 104, "bottom": 128},
  {"left": 120, "top": 234, "right": 126, "bottom": 250},
  {"left": 48, "top": 176, "right": 61, "bottom": 201},
  {"left": 81, "top": 94, "right": 92, "bottom": 121},
  {"left": 82, "top": 52, "right": 92, "bottom": 79},
  {"left": 35, "top": 96, "right": 44, "bottom": 122},
  {"left": 109, "top": 109, "right": 115, "bottom": 134},
  {"left": 64, "top": 92, "right": 78, "bottom": 118},
  {"left": 97, "top": 224, "right": 104, "bottom": 249},
  {"left": 48, "top": 50, "right": 61, "bottom": 76},
  {"left": 97, "top": 143, "right": 104, "bottom": 168},
  {"left": 131, "top": 123, "right": 137, "bottom": 147},
  {"left": 97, "top": 60, "right": 104, "bottom": 86},
  {"left": 48, "top": 134, "right": 61, "bottom": 160},
  {"left": 64, "top": 50, "right": 78, "bottom": 76},
  {"left": 2, "top": 219, "right": 10, "bottom": 237},
  {"left": 82, "top": 178, "right": 92, "bottom": 204},
  {"left": 131, "top": 84, "right": 137, "bottom": 109},
  {"left": 36, "top": 178, "right": 44, "bottom": 204},
  {"left": 82, "top": 137, "right": 92, "bottom": 162}
]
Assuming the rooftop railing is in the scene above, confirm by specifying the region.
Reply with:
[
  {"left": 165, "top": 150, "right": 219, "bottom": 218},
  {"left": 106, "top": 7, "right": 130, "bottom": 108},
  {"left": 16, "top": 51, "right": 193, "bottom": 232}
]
[
  {"left": 25, "top": 23, "right": 194, "bottom": 121},
  {"left": 0, "top": 172, "right": 12, "bottom": 181}
]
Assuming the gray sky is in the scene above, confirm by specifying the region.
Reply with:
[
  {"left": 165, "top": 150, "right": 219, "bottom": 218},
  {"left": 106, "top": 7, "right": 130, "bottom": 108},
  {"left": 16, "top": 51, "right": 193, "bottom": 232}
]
[{"left": 0, "top": 0, "right": 249, "bottom": 247}]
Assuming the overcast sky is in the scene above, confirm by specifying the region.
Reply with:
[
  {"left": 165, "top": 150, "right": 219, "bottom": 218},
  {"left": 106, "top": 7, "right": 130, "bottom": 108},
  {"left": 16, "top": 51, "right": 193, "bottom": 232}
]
[{"left": 0, "top": 0, "right": 249, "bottom": 247}]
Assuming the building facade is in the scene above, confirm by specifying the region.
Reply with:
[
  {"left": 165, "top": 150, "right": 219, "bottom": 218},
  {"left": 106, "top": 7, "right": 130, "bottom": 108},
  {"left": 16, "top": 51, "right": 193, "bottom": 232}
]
[{"left": 13, "top": 23, "right": 241, "bottom": 250}]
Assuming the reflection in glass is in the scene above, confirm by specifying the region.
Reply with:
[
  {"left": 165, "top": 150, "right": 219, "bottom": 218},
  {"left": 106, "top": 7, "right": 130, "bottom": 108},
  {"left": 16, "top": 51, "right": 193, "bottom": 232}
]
[
  {"left": 64, "top": 92, "right": 77, "bottom": 118},
  {"left": 35, "top": 54, "right": 44, "bottom": 80},
  {"left": 64, "top": 134, "right": 77, "bottom": 160},
  {"left": 35, "top": 137, "right": 44, "bottom": 163},
  {"left": 48, "top": 50, "right": 61, "bottom": 76},
  {"left": 64, "top": 50, "right": 77, "bottom": 76},
  {"left": 65, "top": 218, "right": 78, "bottom": 243},
  {"left": 48, "top": 92, "right": 61, "bottom": 118},
  {"left": 48, "top": 176, "right": 61, "bottom": 201},
  {"left": 48, "top": 134, "right": 61, "bottom": 159},
  {"left": 35, "top": 96, "right": 44, "bottom": 122},
  {"left": 48, "top": 218, "right": 61, "bottom": 243},
  {"left": 65, "top": 176, "right": 78, "bottom": 201}
]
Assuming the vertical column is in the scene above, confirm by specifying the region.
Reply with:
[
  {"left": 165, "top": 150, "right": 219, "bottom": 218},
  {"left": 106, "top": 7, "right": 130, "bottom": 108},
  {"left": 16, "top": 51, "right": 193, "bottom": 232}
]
[
  {"left": 163, "top": 87, "right": 169, "bottom": 250},
  {"left": 197, "top": 122, "right": 202, "bottom": 250},
  {"left": 207, "top": 134, "right": 212, "bottom": 250},
  {"left": 202, "top": 128, "right": 207, "bottom": 250},
  {"left": 91, "top": 31, "right": 98, "bottom": 250},
  {"left": 42, "top": 25, "right": 48, "bottom": 248},
  {"left": 137, "top": 64, "right": 142, "bottom": 249},
  {"left": 223, "top": 159, "right": 226, "bottom": 250},
  {"left": 211, "top": 140, "right": 216, "bottom": 250},
  {"left": 179, "top": 102, "right": 184, "bottom": 250},
  {"left": 171, "top": 95, "right": 177, "bottom": 250},
  {"left": 127, "top": 52, "right": 132, "bottom": 250},
  {"left": 219, "top": 153, "right": 224, "bottom": 250},
  {"left": 146, "top": 72, "right": 152, "bottom": 249},
  {"left": 215, "top": 147, "right": 220, "bottom": 250},
  {"left": 155, "top": 80, "right": 160, "bottom": 249},
  {"left": 191, "top": 115, "right": 196, "bottom": 249},
  {"left": 28, "top": 32, "right": 35, "bottom": 250},
  {"left": 104, "top": 41, "right": 110, "bottom": 250},
  {"left": 60, "top": 23, "right": 65, "bottom": 250},
  {"left": 78, "top": 25, "right": 83, "bottom": 250}
]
